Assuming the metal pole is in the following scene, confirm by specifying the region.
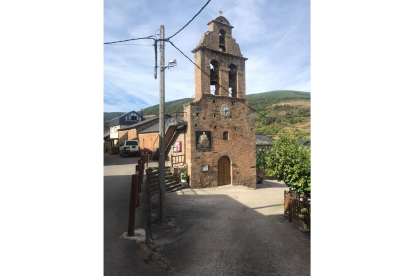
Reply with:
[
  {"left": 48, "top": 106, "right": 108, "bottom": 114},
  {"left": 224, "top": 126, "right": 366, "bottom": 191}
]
[
  {"left": 158, "top": 25, "right": 166, "bottom": 222},
  {"left": 128, "top": 174, "right": 138, "bottom": 236}
]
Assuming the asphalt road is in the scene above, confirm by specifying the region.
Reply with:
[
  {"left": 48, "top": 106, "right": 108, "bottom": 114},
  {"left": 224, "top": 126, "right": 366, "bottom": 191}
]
[{"left": 104, "top": 153, "right": 164, "bottom": 276}]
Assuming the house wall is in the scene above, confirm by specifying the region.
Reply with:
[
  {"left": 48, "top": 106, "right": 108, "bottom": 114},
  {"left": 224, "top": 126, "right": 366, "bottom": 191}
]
[
  {"left": 110, "top": 111, "right": 143, "bottom": 127},
  {"left": 109, "top": 126, "right": 120, "bottom": 139},
  {"left": 119, "top": 112, "right": 142, "bottom": 125},
  {"left": 137, "top": 132, "right": 159, "bottom": 153},
  {"left": 113, "top": 118, "right": 159, "bottom": 152},
  {"left": 118, "top": 129, "right": 138, "bottom": 145},
  {"left": 166, "top": 129, "right": 186, "bottom": 162},
  {"left": 118, "top": 131, "right": 128, "bottom": 145}
]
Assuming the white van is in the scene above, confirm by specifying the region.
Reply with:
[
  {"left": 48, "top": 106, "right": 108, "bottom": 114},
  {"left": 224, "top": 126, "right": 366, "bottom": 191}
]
[{"left": 119, "top": 140, "right": 140, "bottom": 157}]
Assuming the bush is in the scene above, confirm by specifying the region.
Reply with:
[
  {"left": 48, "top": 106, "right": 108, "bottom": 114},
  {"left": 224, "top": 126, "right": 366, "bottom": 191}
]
[
  {"left": 180, "top": 171, "right": 188, "bottom": 180},
  {"left": 256, "top": 149, "right": 267, "bottom": 173},
  {"left": 264, "top": 134, "right": 311, "bottom": 197}
]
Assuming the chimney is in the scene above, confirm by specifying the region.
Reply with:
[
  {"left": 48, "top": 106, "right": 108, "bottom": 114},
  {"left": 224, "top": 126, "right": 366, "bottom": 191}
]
[{"left": 140, "top": 109, "right": 144, "bottom": 120}]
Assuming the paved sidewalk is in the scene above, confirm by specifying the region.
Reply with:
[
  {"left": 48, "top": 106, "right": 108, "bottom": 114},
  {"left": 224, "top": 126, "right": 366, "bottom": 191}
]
[
  {"left": 150, "top": 180, "right": 310, "bottom": 276},
  {"left": 105, "top": 153, "right": 310, "bottom": 275},
  {"left": 104, "top": 153, "right": 165, "bottom": 276}
]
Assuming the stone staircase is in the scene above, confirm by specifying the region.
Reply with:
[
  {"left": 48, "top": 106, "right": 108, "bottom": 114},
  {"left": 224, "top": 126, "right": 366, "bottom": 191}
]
[
  {"left": 145, "top": 167, "right": 189, "bottom": 224},
  {"left": 146, "top": 167, "right": 189, "bottom": 196}
]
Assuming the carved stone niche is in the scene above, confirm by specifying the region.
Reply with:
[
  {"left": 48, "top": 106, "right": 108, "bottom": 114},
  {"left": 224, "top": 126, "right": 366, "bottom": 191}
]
[{"left": 195, "top": 131, "right": 212, "bottom": 150}]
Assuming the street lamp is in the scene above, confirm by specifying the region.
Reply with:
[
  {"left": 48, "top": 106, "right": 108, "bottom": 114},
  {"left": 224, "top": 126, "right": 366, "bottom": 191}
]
[{"left": 161, "top": 59, "right": 177, "bottom": 71}]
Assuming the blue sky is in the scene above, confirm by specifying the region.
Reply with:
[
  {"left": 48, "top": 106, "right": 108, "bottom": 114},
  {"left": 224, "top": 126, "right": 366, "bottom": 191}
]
[{"left": 104, "top": 0, "right": 310, "bottom": 112}]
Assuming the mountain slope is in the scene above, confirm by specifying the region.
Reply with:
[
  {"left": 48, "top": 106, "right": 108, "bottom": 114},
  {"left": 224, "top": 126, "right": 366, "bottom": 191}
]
[
  {"left": 142, "top": 98, "right": 193, "bottom": 116},
  {"left": 104, "top": 112, "right": 125, "bottom": 121},
  {"left": 103, "top": 90, "right": 311, "bottom": 140},
  {"left": 140, "top": 90, "right": 310, "bottom": 116}
]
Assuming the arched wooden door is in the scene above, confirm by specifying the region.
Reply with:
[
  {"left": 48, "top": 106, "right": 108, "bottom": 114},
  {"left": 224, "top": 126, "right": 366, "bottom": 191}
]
[{"left": 218, "top": 156, "right": 231, "bottom": 186}]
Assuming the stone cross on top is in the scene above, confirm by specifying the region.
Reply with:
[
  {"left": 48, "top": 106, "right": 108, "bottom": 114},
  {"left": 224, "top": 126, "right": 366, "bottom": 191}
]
[{"left": 219, "top": 10, "right": 223, "bottom": 16}]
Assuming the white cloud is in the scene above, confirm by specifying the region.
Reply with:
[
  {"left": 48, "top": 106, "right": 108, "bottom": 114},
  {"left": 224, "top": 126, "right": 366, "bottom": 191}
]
[{"left": 104, "top": 0, "right": 310, "bottom": 112}]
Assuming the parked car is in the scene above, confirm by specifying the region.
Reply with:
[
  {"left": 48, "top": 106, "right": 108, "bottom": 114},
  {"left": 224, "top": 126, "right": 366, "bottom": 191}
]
[{"left": 119, "top": 140, "right": 140, "bottom": 157}]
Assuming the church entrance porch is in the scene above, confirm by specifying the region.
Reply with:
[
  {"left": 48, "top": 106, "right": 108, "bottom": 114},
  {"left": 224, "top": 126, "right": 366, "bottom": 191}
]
[{"left": 218, "top": 155, "right": 231, "bottom": 186}]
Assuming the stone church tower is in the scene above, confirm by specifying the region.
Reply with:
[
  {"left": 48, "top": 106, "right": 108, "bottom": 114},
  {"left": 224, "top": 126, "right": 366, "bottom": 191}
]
[{"left": 183, "top": 15, "right": 256, "bottom": 188}]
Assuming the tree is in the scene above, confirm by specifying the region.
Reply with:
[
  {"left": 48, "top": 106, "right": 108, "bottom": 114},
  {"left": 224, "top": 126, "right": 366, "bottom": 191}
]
[
  {"left": 104, "top": 120, "right": 109, "bottom": 132},
  {"left": 264, "top": 133, "right": 311, "bottom": 197},
  {"left": 256, "top": 149, "right": 267, "bottom": 173}
]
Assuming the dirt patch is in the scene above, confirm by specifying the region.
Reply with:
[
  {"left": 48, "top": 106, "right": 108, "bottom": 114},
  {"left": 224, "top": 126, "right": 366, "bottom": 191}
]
[
  {"left": 280, "top": 100, "right": 310, "bottom": 110},
  {"left": 266, "top": 100, "right": 311, "bottom": 110},
  {"left": 294, "top": 121, "right": 311, "bottom": 131},
  {"left": 144, "top": 115, "right": 156, "bottom": 118}
]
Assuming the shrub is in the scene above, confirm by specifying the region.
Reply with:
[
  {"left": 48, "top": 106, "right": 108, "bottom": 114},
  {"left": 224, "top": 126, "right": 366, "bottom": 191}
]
[
  {"left": 180, "top": 171, "right": 188, "bottom": 180},
  {"left": 265, "top": 133, "right": 311, "bottom": 197}
]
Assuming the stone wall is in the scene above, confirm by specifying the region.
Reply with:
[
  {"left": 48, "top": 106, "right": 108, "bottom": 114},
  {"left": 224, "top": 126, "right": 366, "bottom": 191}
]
[
  {"left": 183, "top": 16, "right": 255, "bottom": 188},
  {"left": 118, "top": 129, "right": 138, "bottom": 145},
  {"left": 118, "top": 130, "right": 128, "bottom": 145},
  {"left": 119, "top": 129, "right": 137, "bottom": 144},
  {"left": 137, "top": 132, "right": 159, "bottom": 153},
  {"left": 192, "top": 16, "right": 247, "bottom": 101},
  {"left": 117, "top": 118, "right": 159, "bottom": 149},
  {"left": 184, "top": 94, "right": 256, "bottom": 188},
  {"left": 166, "top": 129, "right": 186, "bottom": 162}
]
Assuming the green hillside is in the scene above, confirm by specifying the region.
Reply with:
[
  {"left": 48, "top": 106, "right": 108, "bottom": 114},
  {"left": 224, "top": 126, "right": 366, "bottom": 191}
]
[
  {"left": 103, "top": 90, "right": 311, "bottom": 140},
  {"left": 247, "top": 90, "right": 310, "bottom": 111},
  {"left": 139, "top": 90, "right": 311, "bottom": 141},
  {"left": 104, "top": 112, "right": 125, "bottom": 121},
  {"left": 140, "top": 90, "right": 309, "bottom": 116},
  {"left": 142, "top": 98, "right": 193, "bottom": 116}
]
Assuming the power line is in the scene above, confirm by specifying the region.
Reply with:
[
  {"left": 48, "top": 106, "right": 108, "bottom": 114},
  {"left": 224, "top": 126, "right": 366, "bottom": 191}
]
[
  {"left": 168, "top": 40, "right": 274, "bottom": 123},
  {"left": 168, "top": 41, "right": 300, "bottom": 129},
  {"left": 105, "top": 43, "right": 154, "bottom": 46},
  {"left": 103, "top": 35, "right": 154, "bottom": 45},
  {"left": 168, "top": 0, "right": 211, "bottom": 39},
  {"left": 102, "top": 5, "right": 297, "bottom": 129}
]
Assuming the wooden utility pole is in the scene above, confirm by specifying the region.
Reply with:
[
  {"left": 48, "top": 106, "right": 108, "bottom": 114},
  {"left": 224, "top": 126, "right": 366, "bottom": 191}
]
[{"left": 158, "top": 25, "right": 166, "bottom": 222}]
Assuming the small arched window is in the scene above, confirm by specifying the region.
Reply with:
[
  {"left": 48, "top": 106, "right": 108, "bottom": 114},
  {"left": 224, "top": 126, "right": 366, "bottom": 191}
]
[
  {"left": 223, "top": 131, "right": 229, "bottom": 140},
  {"left": 210, "top": 60, "right": 220, "bottom": 95},
  {"left": 219, "top": 30, "right": 226, "bottom": 52},
  {"left": 228, "top": 64, "right": 237, "bottom": 98}
]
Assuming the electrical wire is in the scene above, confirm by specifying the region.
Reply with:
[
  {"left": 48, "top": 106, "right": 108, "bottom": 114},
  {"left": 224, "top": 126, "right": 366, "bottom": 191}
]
[
  {"left": 168, "top": 41, "right": 300, "bottom": 128},
  {"left": 105, "top": 43, "right": 154, "bottom": 46},
  {"left": 168, "top": 40, "right": 278, "bottom": 124},
  {"left": 103, "top": 4, "right": 299, "bottom": 129},
  {"left": 103, "top": 35, "right": 154, "bottom": 45},
  {"left": 167, "top": 0, "right": 211, "bottom": 39}
]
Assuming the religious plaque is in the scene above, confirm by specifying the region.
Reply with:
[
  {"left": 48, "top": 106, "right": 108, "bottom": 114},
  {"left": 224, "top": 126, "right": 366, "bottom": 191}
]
[{"left": 195, "top": 131, "right": 211, "bottom": 150}]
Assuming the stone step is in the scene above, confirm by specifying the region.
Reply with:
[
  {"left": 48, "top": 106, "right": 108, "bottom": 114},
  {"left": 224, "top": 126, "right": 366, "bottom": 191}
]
[
  {"left": 148, "top": 178, "right": 175, "bottom": 186},
  {"left": 147, "top": 173, "right": 173, "bottom": 179},
  {"left": 149, "top": 181, "right": 176, "bottom": 190}
]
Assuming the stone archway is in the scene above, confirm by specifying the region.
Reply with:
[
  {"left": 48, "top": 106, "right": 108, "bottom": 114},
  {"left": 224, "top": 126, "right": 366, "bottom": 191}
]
[{"left": 218, "top": 156, "right": 231, "bottom": 186}]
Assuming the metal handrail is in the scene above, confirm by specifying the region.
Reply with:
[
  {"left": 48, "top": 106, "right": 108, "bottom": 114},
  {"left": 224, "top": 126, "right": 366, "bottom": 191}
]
[{"left": 151, "top": 112, "right": 186, "bottom": 153}]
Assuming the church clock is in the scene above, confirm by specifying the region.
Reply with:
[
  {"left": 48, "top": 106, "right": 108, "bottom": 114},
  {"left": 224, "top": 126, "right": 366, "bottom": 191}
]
[{"left": 221, "top": 105, "right": 231, "bottom": 117}]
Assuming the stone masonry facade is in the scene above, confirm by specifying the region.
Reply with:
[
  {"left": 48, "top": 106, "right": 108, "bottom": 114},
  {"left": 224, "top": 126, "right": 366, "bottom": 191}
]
[
  {"left": 192, "top": 16, "right": 247, "bottom": 101},
  {"left": 184, "top": 16, "right": 256, "bottom": 189}
]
